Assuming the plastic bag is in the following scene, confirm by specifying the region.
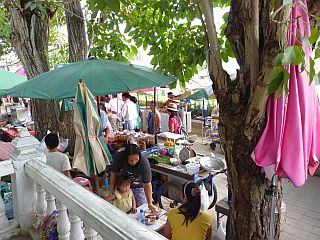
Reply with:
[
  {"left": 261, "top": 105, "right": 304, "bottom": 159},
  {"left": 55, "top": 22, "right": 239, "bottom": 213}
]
[
  {"left": 217, "top": 219, "right": 226, "bottom": 240},
  {"left": 200, "top": 183, "right": 210, "bottom": 211},
  {"left": 36, "top": 131, "right": 69, "bottom": 153}
]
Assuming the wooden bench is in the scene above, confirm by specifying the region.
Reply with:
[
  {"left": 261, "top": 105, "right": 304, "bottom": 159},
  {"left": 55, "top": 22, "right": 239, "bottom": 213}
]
[{"left": 215, "top": 197, "right": 229, "bottom": 228}]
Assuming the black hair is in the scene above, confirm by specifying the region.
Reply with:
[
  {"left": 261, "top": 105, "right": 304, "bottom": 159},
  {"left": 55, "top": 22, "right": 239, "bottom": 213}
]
[
  {"left": 122, "top": 92, "right": 131, "bottom": 99},
  {"left": 167, "top": 92, "right": 173, "bottom": 95},
  {"left": 124, "top": 143, "right": 141, "bottom": 157},
  {"left": 130, "top": 96, "right": 137, "bottom": 103},
  {"left": 99, "top": 101, "right": 106, "bottom": 111},
  {"left": 178, "top": 181, "right": 201, "bottom": 226},
  {"left": 45, "top": 133, "right": 59, "bottom": 150},
  {"left": 167, "top": 109, "right": 178, "bottom": 118},
  {"left": 112, "top": 94, "right": 117, "bottom": 98},
  {"left": 116, "top": 172, "right": 132, "bottom": 188}
]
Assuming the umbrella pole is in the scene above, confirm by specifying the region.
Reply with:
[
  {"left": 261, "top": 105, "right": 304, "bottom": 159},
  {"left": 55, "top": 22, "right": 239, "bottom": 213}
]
[
  {"left": 117, "top": 97, "right": 119, "bottom": 132},
  {"left": 154, "top": 87, "right": 158, "bottom": 145},
  {"left": 97, "top": 97, "right": 100, "bottom": 117},
  {"left": 202, "top": 99, "right": 205, "bottom": 144},
  {"left": 268, "top": 174, "right": 278, "bottom": 240}
]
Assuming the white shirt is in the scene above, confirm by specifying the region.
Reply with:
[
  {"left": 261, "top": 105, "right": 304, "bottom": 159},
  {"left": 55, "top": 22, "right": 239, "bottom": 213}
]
[
  {"left": 108, "top": 98, "right": 123, "bottom": 118},
  {"left": 46, "top": 152, "right": 71, "bottom": 173},
  {"left": 122, "top": 99, "right": 138, "bottom": 121}
]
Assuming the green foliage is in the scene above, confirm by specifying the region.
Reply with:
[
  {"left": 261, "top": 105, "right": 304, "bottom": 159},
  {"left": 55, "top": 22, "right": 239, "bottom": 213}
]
[
  {"left": 48, "top": 6, "right": 68, "bottom": 68},
  {"left": 86, "top": 0, "right": 210, "bottom": 86},
  {"left": 0, "top": 4, "right": 12, "bottom": 57},
  {"left": 268, "top": 25, "right": 320, "bottom": 97}
]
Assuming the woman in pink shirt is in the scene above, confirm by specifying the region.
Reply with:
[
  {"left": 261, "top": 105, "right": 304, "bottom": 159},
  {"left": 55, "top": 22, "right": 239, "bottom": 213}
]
[{"left": 167, "top": 103, "right": 181, "bottom": 134}]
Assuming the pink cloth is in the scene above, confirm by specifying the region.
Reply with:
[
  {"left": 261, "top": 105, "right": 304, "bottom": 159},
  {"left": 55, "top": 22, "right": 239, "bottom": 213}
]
[
  {"left": 253, "top": 0, "right": 319, "bottom": 187},
  {"left": 0, "top": 142, "right": 15, "bottom": 161},
  {"left": 15, "top": 68, "right": 26, "bottom": 76},
  {"left": 168, "top": 116, "right": 180, "bottom": 134}
]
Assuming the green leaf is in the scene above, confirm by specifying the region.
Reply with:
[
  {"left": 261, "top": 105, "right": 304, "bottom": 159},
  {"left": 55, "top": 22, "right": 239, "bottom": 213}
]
[
  {"left": 282, "top": 69, "right": 290, "bottom": 95},
  {"left": 292, "top": 46, "right": 304, "bottom": 65},
  {"left": 302, "top": 37, "right": 311, "bottom": 47},
  {"left": 309, "top": 28, "right": 320, "bottom": 45},
  {"left": 274, "top": 53, "right": 284, "bottom": 66},
  {"left": 30, "top": 3, "right": 37, "bottom": 11},
  {"left": 315, "top": 42, "right": 320, "bottom": 59},
  {"left": 309, "top": 58, "right": 315, "bottom": 84},
  {"left": 283, "top": 0, "right": 293, "bottom": 6},
  {"left": 275, "top": 83, "right": 283, "bottom": 99},
  {"left": 124, "top": 24, "right": 132, "bottom": 33},
  {"left": 268, "top": 67, "right": 284, "bottom": 94},
  {"left": 282, "top": 46, "right": 296, "bottom": 66}
]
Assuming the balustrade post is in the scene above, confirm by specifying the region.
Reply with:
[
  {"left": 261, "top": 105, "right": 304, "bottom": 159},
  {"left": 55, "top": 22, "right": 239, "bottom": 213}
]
[
  {"left": 35, "top": 184, "right": 47, "bottom": 222},
  {"left": 57, "top": 201, "right": 70, "bottom": 240},
  {"left": 46, "top": 191, "right": 56, "bottom": 216},
  {"left": 84, "top": 223, "right": 98, "bottom": 240},
  {"left": 10, "top": 129, "right": 46, "bottom": 234},
  {"left": 69, "top": 211, "right": 84, "bottom": 240},
  {"left": 0, "top": 194, "right": 9, "bottom": 231}
]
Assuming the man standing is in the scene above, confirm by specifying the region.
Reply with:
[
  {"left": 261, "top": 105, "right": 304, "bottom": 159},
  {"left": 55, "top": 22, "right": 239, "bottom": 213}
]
[
  {"left": 122, "top": 92, "right": 138, "bottom": 131},
  {"left": 108, "top": 94, "right": 123, "bottom": 131},
  {"left": 165, "top": 92, "right": 175, "bottom": 107}
]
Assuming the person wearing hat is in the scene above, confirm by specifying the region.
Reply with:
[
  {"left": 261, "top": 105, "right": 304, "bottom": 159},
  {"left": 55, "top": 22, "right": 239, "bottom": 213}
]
[
  {"left": 167, "top": 102, "right": 182, "bottom": 134},
  {"left": 165, "top": 92, "right": 175, "bottom": 107}
]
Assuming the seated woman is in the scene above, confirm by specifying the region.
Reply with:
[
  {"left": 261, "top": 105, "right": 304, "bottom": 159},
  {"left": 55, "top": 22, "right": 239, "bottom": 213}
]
[
  {"left": 166, "top": 103, "right": 181, "bottom": 134},
  {"left": 163, "top": 181, "right": 212, "bottom": 240}
]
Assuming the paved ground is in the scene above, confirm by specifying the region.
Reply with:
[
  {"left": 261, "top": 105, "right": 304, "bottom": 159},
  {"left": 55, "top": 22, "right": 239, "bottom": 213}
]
[{"left": 191, "top": 121, "right": 320, "bottom": 240}]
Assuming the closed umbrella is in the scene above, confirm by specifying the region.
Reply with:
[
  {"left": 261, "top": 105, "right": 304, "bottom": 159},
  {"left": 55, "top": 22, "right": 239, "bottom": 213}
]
[
  {"left": 73, "top": 81, "right": 111, "bottom": 193},
  {"left": 0, "top": 70, "right": 27, "bottom": 96},
  {"left": 253, "top": 2, "right": 319, "bottom": 239},
  {"left": 6, "top": 58, "right": 175, "bottom": 98}
]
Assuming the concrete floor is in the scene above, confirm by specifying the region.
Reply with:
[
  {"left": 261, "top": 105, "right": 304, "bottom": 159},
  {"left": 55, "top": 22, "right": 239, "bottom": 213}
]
[{"left": 190, "top": 121, "right": 320, "bottom": 240}]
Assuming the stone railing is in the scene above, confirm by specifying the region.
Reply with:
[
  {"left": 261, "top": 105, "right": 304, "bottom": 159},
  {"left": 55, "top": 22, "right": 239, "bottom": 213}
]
[
  {"left": 0, "top": 159, "right": 20, "bottom": 240},
  {"left": 1, "top": 129, "right": 165, "bottom": 240}
]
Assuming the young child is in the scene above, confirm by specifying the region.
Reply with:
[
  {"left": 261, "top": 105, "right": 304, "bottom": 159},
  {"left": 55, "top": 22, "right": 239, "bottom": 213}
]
[
  {"left": 45, "top": 133, "right": 72, "bottom": 178},
  {"left": 104, "top": 173, "right": 136, "bottom": 214}
]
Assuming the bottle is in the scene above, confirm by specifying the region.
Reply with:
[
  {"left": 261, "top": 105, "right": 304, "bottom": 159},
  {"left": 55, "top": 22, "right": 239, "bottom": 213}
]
[
  {"left": 139, "top": 209, "right": 145, "bottom": 224},
  {"left": 104, "top": 177, "right": 109, "bottom": 191}
]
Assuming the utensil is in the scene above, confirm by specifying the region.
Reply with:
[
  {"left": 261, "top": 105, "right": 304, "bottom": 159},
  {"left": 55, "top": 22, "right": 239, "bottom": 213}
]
[{"left": 199, "top": 157, "right": 225, "bottom": 173}]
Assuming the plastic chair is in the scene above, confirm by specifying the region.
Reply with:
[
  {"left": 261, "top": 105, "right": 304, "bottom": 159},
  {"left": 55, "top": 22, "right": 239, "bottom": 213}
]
[{"left": 73, "top": 177, "right": 93, "bottom": 192}]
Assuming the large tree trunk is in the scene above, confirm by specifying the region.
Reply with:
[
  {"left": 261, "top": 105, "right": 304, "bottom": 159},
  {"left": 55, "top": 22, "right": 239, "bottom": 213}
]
[
  {"left": 58, "top": 0, "right": 88, "bottom": 156},
  {"left": 200, "top": 0, "right": 290, "bottom": 239},
  {"left": 6, "top": 1, "right": 59, "bottom": 139}
]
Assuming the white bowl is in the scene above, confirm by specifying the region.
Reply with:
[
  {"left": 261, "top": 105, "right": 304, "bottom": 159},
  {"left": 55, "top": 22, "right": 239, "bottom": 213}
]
[{"left": 186, "top": 163, "right": 200, "bottom": 175}]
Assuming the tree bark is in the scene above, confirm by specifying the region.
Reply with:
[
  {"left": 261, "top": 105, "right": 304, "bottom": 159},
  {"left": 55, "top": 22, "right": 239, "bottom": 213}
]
[
  {"left": 199, "top": 0, "right": 290, "bottom": 239},
  {"left": 6, "top": 1, "right": 59, "bottom": 139},
  {"left": 58, "top": 0, "right": 88, "bottom": 155}
]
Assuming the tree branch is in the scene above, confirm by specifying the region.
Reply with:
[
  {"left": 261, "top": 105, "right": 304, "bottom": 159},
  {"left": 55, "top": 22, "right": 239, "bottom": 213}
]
[
  {"left": 246, "top": 0, "right": 259, "bottom": 96},
  {"left": 199, "top": 0, "right": 228, "bottom": 98},
  {"left": 244, "top": 2, "right": 291, "bottom": 140}
]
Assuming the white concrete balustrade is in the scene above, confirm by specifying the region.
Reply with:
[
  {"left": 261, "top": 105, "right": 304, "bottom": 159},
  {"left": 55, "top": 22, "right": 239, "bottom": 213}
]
[{"left": 0, "top": 129, "right": 165, "bottom": 240}]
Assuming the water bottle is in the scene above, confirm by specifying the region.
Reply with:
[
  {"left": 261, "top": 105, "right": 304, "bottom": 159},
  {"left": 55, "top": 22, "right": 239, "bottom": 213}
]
[
  {"left": 104, "top": 177, "right": 109, "bottom": 191},
  {"left": 139, "top": 209, "right": 145, "bottom": 224}
]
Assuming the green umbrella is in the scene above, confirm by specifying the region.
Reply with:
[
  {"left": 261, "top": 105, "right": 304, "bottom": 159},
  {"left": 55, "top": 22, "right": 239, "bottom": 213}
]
[
  {"left": 0, "top": 70, "right": 27, "bottom": 96},
  {"left": 186, "top": 86, "right": 215, "bottom": 144},
  {"left": 6, "top": 58, "right": 175, "bottom": 98},
  {"left": 186, "top": 86, "right": 214, "bottom": 100},
  {"left": 73, "top": 81, "right": 111, "bottom": 179}
]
